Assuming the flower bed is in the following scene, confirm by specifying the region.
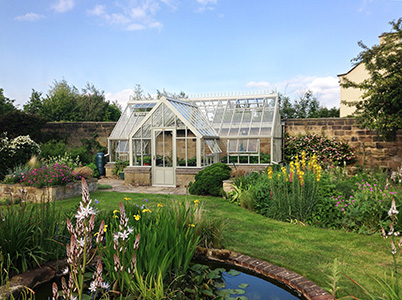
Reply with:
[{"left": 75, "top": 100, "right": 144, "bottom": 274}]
[{"left": 0, "top": 178, "right": 98, "bottom": 202}]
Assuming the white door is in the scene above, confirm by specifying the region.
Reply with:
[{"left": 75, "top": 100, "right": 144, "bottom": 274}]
[{"left": 152, "top": 129, "right": 176, "bottom": 186}]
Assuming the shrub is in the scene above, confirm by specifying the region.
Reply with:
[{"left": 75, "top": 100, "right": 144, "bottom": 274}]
[
  {"left": 284, "top": 133, "right": 356, "bottom": 166},
  {"left": 39, "top": 140, "right": 68, "bottom": 159},
  {"left": 44, "top": 152, "right": 82, "bottom": 169},
  {"left": 0, "top": 133, "right": 40, "bottom": 180},
  {"left": 189, "top": 163, "right": 231, "bottom": 196},
  {"left": 20, "top": 164, "right": 81, "bottom": 187},
  {"left": 112, "top": 159, "right": 129, "bottom": 175}
]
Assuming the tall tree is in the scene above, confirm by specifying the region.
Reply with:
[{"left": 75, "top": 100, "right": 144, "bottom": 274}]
[
  {"left": 23, "top": 89, "right": 44, "bottom": 115},
  {"left": 341, "top": 18, "right": 402, "bottom": 140},
  {"left": 79, "top": 83, "right": 109, "bottom": 121},
  {"left": 0, "top": 88, "right": 16, "bottom": 115},
  {"left": 42, "top": 79, "right": 81, "bottom": 121}
]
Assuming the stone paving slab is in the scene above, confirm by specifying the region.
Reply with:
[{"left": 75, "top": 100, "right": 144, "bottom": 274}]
[{"left": 98, "top": 178, "right": 187, "bottom": 195}]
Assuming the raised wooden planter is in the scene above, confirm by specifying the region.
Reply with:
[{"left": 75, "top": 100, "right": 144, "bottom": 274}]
[{"left": 0, "top": 178, "right": 98, "bottom": 202}]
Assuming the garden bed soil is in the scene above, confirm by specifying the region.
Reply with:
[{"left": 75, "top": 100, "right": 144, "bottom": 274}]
[{"left": 0, "top": 178, "right": 98, "bottom": 202}]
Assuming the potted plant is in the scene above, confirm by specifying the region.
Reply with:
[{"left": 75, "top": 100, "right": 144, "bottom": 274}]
[
  {"left": 143, "top": 156, "right": 151, "bottom": 166},
  {"left": 112, "top": 160, "right": 129, "bottom": 180}
]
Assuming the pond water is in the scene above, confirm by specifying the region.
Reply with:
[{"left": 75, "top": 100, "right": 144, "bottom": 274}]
[
  {"left": 34, "top": 260, "right": 304, "bottom": 300},
  {"left": 200, "top": 259, "right": 304, "bottom": 300}
]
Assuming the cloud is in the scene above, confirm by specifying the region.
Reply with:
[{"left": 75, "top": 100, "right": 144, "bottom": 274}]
[
  {"left": 245, "top": 81, "right": 272, "bottom": 90},
  {"left": 105, "top": 89, "right": 133, "bottom": 109},
  {"left": 52, "top": 0, "right": 75, "bottom": 13},
  {"left": 14, "top": 13, "right": 45, "bottom": 22},
  {"left": 245, "top": 75, "right": 340, "bottom": 108},
  {"left": 196, "top": 0, "right": 218, "bottom": 12},
  {"left": 88, "top": 0, "right": 171, "bottom": 31}
]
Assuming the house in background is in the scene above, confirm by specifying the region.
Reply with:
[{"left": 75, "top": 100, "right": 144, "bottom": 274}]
[{"left": 338, "top": 34, "right": 393, "bottom": 117}]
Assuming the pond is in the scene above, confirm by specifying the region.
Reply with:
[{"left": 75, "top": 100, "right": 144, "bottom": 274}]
[
  {"left": 198, "top": 259, "right": 304, "bottom": 300},
  {"left": 34, "top": 261, "right": 304, "bottom": 300}
]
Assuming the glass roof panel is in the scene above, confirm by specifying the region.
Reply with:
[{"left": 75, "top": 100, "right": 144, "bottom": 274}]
[
  {"left": 109, "top": 102, "right": 156, "bottom": 139},
  {"left": 205, "top": 139, "right": 222, "bottom": 154},
  {"left": 168, "top": 98, "right": 217, "bottom": 137}
]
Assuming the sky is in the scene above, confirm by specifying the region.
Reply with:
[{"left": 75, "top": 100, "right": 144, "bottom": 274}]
[{"left": 1, "top": 0, "right": 401, "bottom": 110}]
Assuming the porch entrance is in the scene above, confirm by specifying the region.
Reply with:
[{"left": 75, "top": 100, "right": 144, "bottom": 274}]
[{"left": 152, "top": 129, "right": 176, "bottom": 186}]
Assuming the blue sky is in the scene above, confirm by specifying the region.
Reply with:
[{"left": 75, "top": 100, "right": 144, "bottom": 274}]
[{"left": 1, "top": 0, "right": 401, "bottom": 109}]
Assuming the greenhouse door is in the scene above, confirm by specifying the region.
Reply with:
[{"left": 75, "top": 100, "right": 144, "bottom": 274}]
[{"left": 152, "top": 129, "right": 176, "bottom": 186}]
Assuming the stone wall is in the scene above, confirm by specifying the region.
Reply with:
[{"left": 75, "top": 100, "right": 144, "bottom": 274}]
[
  {"left": 285, "top": 118, "right": 402, "bottom": 169},
  {"left": 41, "top": 122, "right": 116, "bottom": 148},
  {"left": 0, "top": 178, "right": 98, "bottom": 202}
]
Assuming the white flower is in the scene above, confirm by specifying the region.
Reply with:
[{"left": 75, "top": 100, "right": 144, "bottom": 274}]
[
  {"left": 388, "top": 199, "right": 399, "bottom": 217},
  {"left": 89, "top": 281, "right": 97, "bottom": 293},
  {"left": 100, "top": 282, "right": 110, "bottom": 290},
  {"left": 118, "top": 230, "right": 130, "bottom": 240}
]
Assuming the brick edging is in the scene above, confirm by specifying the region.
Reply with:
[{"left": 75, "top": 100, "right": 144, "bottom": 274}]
[{"left": 202, "top": 249, "right": 332, "bottom": 300}]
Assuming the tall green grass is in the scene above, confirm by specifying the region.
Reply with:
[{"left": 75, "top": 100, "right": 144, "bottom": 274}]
[
  {"left": 0, "top": 200, "right": 67, "bottom": 277},
  {"left": 97, "top": 200, "right": 201, "bottom": 297}
]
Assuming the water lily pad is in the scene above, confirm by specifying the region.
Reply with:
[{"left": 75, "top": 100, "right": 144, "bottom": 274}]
[
  {"left": 236, "top": 297, "right": 248, "bottom": 300},
  {"left": 215, "top": 282, "right": 226, "bottom": 288},
  {"left": 231, "top": 289, "right": 246, "bottom": 295},
  {"left": 215, "top": 267, "right": 226, "bottom": 273},
  {"left": 227, "top": 270, "right": 241, "bottom": 276},
  {"left": 238, "top": 283, "right": 249, "bottom": 289}
]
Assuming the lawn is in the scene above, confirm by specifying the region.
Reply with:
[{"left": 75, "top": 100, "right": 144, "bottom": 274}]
[{"left": 56, "top": 190, "right": 399, "bottom": 299}]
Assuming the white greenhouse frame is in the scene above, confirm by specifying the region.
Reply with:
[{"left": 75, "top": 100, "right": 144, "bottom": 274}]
[{"left": 108, "top": 92, "right": 282, "bottom": 186}]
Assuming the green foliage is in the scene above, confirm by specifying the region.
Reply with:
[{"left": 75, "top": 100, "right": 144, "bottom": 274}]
[
  {"left": 340, "top": 18, "right": 402, "bottom": 140},
  {"left": 253, "top": 167, "right": 321, "bottom": 223},
  {"left": 0, "top": 110, "right": 47, "bottom": 142},
  {"left": 284, "top": 133, "right": 356, "bottom": 166},
  {"left": 23, "top": 79, "right": 121, "bottom": 122},
  {"left": 279, "top": 90, "right": 339, "bottom": 119},
  {"left": 97, "top": 200, "right": 201, "bottom": 298},
  {"left": 0, "top": 133, "right": 41, "bottom": 180},
  {"left": 112, "top": 160, "right": 129, "bottom": 175},
  {"left": 189, "top": 163, "right": 232, "bottom": 196},
  {"left": 0, "top": 201, "right": 68, "bottom": 277},
  {"left": 87, "top": 162, "right": 100, "bottom": 178},
  {"left": 0, "top": 88, "right": 16, "bottom": 116}
]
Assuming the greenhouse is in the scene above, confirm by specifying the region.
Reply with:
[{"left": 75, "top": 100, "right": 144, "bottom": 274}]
[{"left": 107, "top": 92, "right": 282, "bottom": 187}]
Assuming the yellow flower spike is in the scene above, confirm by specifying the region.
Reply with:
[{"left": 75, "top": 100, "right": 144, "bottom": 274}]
[
  {"left": 113, "top": 210, "right": 119, "bottom": 214},
  {"left": 133, "top": 214, "right": 141, "bottom": 221},
  {"left": 188, "top": 224, "right": 195, "bottom": 227},
  {"left": 142, "top": 208, "right": 152, "bottom": 213},
  {"left": 94, "top": 232, "right": 99, "bottom": 236},
  {"left": 157, "top": 203, "right": 163, "bottom": 208},
  {"left": 194, "top": 200, "right": 200, "bottom": 207},
  {"left": 267, "top": 166, "right": 273, "bottom": 179},
  {"left": 114, "top": 215, "right": 119, "bottom": 219},
  {"left": 104, "top": 224, "right": 108, "bottom": 232},
  {"left": 124, "top": 197, "right": 131, "bottom": 201}
]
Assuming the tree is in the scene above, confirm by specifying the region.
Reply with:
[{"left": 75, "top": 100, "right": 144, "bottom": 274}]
[
  {"left": 23, "top": 89, "right": 44, "bottom": 115},
  {"left": 42, "top": 79, "right": 81, "bottom": 121},
  {"left": 0, "top": 88, "right": 16, "bottom": 115},
  {"left": 279, "top": 90, "right": 339, "bottom": 119},
  {"left": 341, "top": 18, "right": 402, "bottom": 140},
  {"left": 22, "top": 80, "right": 121, "bottom": 122}
]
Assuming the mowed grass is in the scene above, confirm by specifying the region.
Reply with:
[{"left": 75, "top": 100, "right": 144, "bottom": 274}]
[{"left": 56, "top": 191, "right": 399, "bottom": 298}]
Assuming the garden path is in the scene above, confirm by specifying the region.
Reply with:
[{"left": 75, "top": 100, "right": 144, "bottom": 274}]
[{"left": 98, "top": 177, "right": 187, "bottom": 195}]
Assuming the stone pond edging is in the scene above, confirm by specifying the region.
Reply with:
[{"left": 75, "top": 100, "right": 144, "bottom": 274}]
[{"left": 197, "top": 248, "right": 332, "bottom": 300}]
